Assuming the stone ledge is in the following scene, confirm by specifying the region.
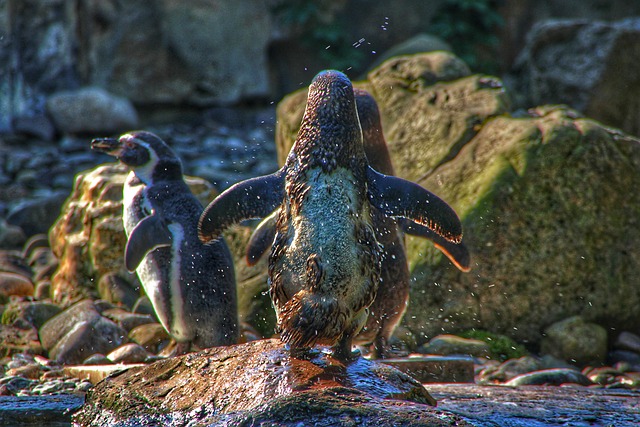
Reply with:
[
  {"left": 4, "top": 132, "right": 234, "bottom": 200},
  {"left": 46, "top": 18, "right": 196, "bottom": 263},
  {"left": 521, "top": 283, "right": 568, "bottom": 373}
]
[{"left": 383, "top": 355, "right": 475, "bottom": 383}]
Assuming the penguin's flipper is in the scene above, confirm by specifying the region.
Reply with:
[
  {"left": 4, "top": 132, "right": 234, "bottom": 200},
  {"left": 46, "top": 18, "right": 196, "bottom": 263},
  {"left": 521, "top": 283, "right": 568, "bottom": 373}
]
[
  {"left": 199, "top": 169, "right": 285, "bottom": 244},
  {"left": 125, "top": 215, "right": 173, "bottom": 272},
  {"left": 397, "top": 218, "right": 471, "bottom": 272},
  {"left": 246, "top": 211, "right": 278, "bottom": 266},
  {"left": 366, "top": 166, "right": 463, "bottom": 244}
]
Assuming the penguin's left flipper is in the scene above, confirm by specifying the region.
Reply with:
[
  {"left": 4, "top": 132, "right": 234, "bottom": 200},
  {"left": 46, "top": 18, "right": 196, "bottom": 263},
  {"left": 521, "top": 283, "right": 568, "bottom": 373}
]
[
  {"left": 125, "top": 214, "right": 173, "bottom": 272},
  {"left": 199, "top": 169, "right": 285, "bottom": 244},
  {"left": 367, "top": 166, "right": 462, "bottom": 244},
  {"left": 397, "top": 218, "right": 471, "bottom": 272},
  {"left": 246, "top": 211, "right": 278, "bottom": 266}
]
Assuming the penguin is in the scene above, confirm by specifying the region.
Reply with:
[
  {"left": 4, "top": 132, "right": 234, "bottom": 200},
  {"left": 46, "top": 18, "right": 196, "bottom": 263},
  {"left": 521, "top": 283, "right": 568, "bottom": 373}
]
[
  {"left": 198, "top": 70, "right": 463, "bottom": 360},
  {"left": 244, "top": 88, "right": 470, "bottom": 358},
  {"left": 92, "top": 131, "right": 238, "bottom": 355}
]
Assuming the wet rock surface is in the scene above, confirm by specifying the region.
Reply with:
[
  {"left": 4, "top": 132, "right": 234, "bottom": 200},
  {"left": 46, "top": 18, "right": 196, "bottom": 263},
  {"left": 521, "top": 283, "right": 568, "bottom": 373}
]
[{"left": 73, "top": 339, "right": 459, "bottom": 426}]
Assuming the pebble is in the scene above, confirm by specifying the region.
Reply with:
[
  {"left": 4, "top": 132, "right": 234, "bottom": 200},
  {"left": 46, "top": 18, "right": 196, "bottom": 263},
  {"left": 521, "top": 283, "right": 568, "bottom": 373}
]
[
  {"left": 128, "top": 323, "right": 170, "bottom": 353},
  {"left": 504, "top": 368, "right": 593, "bottom": 387},
  {"left": 83, "top": 354, "right": 112, "bottom": 365},
  {"left": 107, "top": 343, "right": 152, "bottom": 364},
  {"left": 0, "top": 272, "right": 35, "bottom": 297},
  {"left": 101, "top": 307, "right": 154, "bottom": 332},
  {"left": 97, "top": 273, "right": 140, "bottom": 310},
  {"left": 615, "top": 331, "right": 640, "bottom": 353},
  {"left": 132, "top": 296, "right": 156, "bottom": 317}
]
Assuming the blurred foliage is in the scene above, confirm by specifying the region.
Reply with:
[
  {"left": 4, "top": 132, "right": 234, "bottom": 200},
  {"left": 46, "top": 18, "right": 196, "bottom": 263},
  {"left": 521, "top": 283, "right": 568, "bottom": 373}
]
[
  {"left": 460, "top": 329, "right": 529, "bottom": 361},
  {"left": 271, "top": 0, "right": 365, "bottom": 71},
  {"left": 430, "top": 0, "right": 504, "bottom": 73}
]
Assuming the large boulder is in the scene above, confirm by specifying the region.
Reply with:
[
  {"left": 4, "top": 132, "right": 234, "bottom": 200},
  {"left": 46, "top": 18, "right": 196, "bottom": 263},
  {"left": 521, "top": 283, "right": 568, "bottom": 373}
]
[
  {"left": 73, "top": 339, "right": 473, "bottom": 427},
  {"left": 49, "top": 163, "right": 218, "bottom": 305},
  {"left": 513, "top": 18, "right": 640, "bottom": 136},
  {"left": 274, "top": 52, "right": 640, "bottom": 347},
  {"left": 80, "top": 0, "right": 272, "bottom": 106}
]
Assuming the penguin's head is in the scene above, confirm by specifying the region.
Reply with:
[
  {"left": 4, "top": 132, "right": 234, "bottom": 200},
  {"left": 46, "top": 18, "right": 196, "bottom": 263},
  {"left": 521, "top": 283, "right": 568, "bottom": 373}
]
[{"left": 92, "top": 131, "right": 182, "bottom": 183}]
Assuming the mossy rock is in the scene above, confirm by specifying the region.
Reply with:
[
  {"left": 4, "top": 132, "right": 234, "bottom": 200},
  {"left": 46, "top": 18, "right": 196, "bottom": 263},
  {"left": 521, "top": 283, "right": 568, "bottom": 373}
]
[
  {"left": 459, "top": 330, "right": 528, "bottom": 361},
  {"left": 274, "top": 52, "right": 640, "bottom": 347}
]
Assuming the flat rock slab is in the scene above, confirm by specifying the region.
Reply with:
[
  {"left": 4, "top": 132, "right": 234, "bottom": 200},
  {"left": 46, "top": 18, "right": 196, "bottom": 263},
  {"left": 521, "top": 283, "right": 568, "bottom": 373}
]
[
  {"left": 431, "top": 383, "right": 640, "bottom": 426},
  {"left": 383, "top": 355, "right": 475, "bottom": 383},
  {"left": 75, "top": 339, "right": 470, "bottom": 426}
]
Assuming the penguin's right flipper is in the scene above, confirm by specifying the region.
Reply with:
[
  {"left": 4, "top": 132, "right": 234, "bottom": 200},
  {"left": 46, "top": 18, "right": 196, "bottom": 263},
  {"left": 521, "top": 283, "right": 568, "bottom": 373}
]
[
  {"left": 397, "top": 218, "right": 471, "bottom": 272},
  {"left": 125, "top": 215, "right": 173, "bottom": 272},
  {"left": 199, "top": 169, "right": 285, "bottom": 244},
  {"left": 246, "top": 211, "right": 278, "bottom": 266}
]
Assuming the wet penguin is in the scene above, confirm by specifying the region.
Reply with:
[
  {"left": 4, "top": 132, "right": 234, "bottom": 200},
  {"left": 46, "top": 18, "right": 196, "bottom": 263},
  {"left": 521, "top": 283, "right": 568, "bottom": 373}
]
[
  {"left": 244, "top": 88, "right": 470, "bottom": 358},
  {"left": 198, "top": 70, "right": 462, "bottom": 360},
  {"left": 92, "top": 131, "right": 238, "bottom": 354}
]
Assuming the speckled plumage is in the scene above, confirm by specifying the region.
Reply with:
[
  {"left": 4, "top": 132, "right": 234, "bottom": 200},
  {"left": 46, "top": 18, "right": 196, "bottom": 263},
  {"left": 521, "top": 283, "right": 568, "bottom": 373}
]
[
  {"left": 245, "top": 89, "right": 470, "bottom": 358},
  {"left": 92, "top": 131, "right": 238, "bottom": 353},
  {"left": 199, "top": 70, "right": 463, "bottom": 360}
]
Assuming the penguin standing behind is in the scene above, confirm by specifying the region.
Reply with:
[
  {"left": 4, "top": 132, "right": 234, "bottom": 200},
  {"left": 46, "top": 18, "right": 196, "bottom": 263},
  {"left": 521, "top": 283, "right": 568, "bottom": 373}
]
[
  {"left": 198, "top": 71, "right": 463, "bottom": 360},
  {"left": 92, "top": 131, "right": 238, "bottom": 355}
]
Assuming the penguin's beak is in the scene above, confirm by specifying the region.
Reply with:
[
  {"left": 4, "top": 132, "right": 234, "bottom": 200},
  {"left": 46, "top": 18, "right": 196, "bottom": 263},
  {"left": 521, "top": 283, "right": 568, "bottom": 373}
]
[{"left": 91, "top": 137, "right": 123, "bottom": 156}]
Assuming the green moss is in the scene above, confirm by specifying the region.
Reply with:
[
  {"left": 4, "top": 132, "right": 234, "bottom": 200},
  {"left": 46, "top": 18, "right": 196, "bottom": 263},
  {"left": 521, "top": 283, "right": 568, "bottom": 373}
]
[
  {"left": 459, "top": 330, "right": 528, "bottom": 361},
  {"left": 1, "top": 303, "right": 18, "bottom": 325}
]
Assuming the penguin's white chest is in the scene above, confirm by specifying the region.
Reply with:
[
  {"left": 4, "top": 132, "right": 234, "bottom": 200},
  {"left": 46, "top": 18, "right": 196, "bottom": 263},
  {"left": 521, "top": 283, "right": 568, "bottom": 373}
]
[{"left": 122, "top": 175, "right": 190, "bottom": 341}]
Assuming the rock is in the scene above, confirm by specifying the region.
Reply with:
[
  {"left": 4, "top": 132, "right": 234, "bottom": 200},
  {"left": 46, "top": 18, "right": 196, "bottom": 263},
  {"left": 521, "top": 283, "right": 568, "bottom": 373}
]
[
  {"left": 106, "top": 343, "right": 151, "bottom": 364},
  {"left": 1, "top": 301, "right": 62, "bottom": 330},
  {"left": 0, "top": 0, "right": 77, "bottom": 132},
  {"left": 33, "top": 281, "right": 52, "bottom": 301},
  {"left": 83, "top": 1, "right": 271, "bottom": 106},
  {"left": 39, "top": 300, "right": 127, "bottom": 364},
  {"left": 128, "top": 323, "right": 170, "bottom": 354},
  {"left": 131, "top": 296, "right": 156, "bottom": 318},
  {"left": 47, "top": 316, "right": 127, "bottom": 365},
  {"left": 22, "top": 234, "right": 50, "bottom": 260},
  {"left": 97, "top": 273, "right": 139, "bottom": 310},
  {"left": 541, "top": 316, "right": 608, "bottom": 366},
  {"left": 505, "top": 368, "right": 593, "bottom": 387},
  {"left": 615, "top": 331, "right": 640, "bottom": 353},
  {"left": 82, "top": 354, "right": 112, "bottom": 366},
  {"left": 0, "top": 251, "right": 32, "bottom": 278},
  {"left": 5, "top": 364, "right": 42, "bottom": 380},
  {"left": 513, "top": 18, "right": 640, "bottom": 136},
  {"left": 101, "top": 308, "right": 154, "bottom": 333},
  {"left": 72, "top": 339, "right": 468, "bottom": 427},
  {"left": 419, "top": 334, "right": 491, "bottom": 358},
  {"left": 6, "top": 191, "right": 68, "bottom": 237},
  {"left": 0, "top": 325, "right": 43, "bottom": 358},
  {"left": 0, "top": 273, "right": 34, "bottom": 298},
  {"left": 45, "top": 87, "right": 138, "bottom": 134},
  {"left": 10, "top": 114, "right": 56, "bottom": 141},
  {"left": 367, "top": 33, "right": 453, "bottom": 72},
  {"left": 0, "top": 221, "right": 26, "bottom": 250},
  {"left": 608, "top": 350, "right": 640, "bottom": 367},
  {"left": 475, "top": 355, "right": 576, "bottom": 385},
  {"left": 383, "top": 355, "right": 475, "bottom": 383}
]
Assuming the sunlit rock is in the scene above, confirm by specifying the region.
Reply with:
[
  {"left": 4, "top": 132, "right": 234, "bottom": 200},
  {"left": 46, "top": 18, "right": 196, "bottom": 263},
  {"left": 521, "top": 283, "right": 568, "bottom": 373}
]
[
  {"left": 72, "top": 339, "right": 474, "bottom": 427},
  {"left": 274, "top": 52, "right": 640, "bottom": 348}
]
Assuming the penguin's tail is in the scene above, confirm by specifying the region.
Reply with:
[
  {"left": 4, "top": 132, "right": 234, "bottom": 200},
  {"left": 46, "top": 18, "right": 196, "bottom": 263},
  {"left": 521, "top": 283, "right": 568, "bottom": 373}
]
[{"left": 278, "top": 290, "right": 347, "bottom": 349}]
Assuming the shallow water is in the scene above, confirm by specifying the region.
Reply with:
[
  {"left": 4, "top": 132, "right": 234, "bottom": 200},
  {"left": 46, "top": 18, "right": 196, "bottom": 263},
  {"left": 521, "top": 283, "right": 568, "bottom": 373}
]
[{"left": 0, "top": 394, "right": 83, "bottom": 426}]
